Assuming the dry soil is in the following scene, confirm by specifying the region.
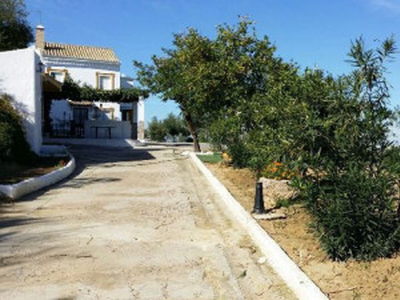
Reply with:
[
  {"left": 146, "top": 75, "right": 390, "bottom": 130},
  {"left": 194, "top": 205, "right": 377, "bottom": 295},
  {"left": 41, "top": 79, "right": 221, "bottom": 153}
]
[{"left": 206, "top": 162, "right": 400, "bottom": 300}]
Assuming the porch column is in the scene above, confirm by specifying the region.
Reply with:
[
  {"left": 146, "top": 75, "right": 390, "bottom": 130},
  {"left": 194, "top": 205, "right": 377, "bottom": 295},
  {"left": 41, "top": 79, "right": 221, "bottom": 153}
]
[
  {"left": 130, "top": 100, "right": 138, "bottom": 140},
  {"left": 137, "top": 96, "right": 145, "bottom": 141}
]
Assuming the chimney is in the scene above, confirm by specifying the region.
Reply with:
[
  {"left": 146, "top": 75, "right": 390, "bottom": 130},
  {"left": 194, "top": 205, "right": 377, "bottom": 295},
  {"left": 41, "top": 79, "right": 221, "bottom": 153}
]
[{"left": 35, "top": 25, "right": 45, "bottom": 50}]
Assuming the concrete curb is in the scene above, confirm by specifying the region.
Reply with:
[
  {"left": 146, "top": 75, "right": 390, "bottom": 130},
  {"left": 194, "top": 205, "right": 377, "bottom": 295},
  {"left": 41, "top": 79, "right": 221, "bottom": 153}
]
[
  {"left": 0, "top": 154, "right": 76, "bottom": 200},
  {"left": 189, "top": 153, "right": 328, "bottom": 300}
]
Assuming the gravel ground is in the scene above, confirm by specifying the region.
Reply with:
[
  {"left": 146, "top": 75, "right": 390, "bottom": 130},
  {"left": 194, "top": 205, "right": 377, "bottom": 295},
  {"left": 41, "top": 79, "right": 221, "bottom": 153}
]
[{"left": 0, "top": 145, "right": 295, "bottom": 300}]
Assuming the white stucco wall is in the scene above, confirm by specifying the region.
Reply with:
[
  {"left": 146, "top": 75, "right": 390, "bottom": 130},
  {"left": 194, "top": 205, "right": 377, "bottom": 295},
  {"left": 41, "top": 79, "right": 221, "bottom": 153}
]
[
  {"left": 0, "top": 48, "right": 42, "bottom": 154},
  {"left": 50, "top": 99, "right": 72, "bottom": 124},
  {"left": 93, "top": 101, "right": 121, "bottom": 120},
  {"left": 42, "top": 57, "right": 120, "bottom": 89}
]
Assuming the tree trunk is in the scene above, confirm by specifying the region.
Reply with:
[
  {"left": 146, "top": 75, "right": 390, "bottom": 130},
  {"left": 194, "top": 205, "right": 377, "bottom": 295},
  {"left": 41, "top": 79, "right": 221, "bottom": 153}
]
[{"left": 183, "top": 111, "right": 201, "bottom": 152}]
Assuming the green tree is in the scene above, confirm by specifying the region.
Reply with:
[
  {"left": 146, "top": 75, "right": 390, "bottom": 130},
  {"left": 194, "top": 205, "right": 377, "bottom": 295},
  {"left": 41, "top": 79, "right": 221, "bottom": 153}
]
[
  {"left": 203, "top": 20, "right": 301, "bottom": 174},
  {"left": 135, "top": 19, "right": 283, "bottom": 153},
  {"left": 147, "top": 117, "right": 167, "bottom": 142},
  {"left": 0, "top": 0, "right": 33, "bottom": 51},
  {"left": 147, "top": 114, "right": 189, "bottom": 142},
  {"left": 134, "top": 28, "right": 215, "bottom": 151},
  {"left": 162, "top": 113, "right": 189, "bottom": 138}
]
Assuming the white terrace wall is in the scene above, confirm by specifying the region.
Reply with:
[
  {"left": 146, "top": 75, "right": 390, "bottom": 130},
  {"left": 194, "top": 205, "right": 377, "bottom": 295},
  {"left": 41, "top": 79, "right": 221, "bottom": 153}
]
[
  {"left": 42, "top": 57, "right": 120, "bottom": 89},
  {"left": 0, "top": 48, "right": 42, "bottom": 154},
  {"left": 50, "top": 100, "right": 123, "bottom": 126}
]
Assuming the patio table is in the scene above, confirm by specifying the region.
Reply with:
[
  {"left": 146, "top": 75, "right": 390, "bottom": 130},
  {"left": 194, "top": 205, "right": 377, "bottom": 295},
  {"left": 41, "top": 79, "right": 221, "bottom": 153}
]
[{"left": 91, "top": 126, "right": 115, "bottom": 139}]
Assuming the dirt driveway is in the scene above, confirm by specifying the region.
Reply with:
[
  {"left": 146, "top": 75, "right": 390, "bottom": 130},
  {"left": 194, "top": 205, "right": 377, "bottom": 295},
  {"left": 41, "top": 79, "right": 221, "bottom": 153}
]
[{"left": 0, "top": 145, "right": 294, "bottom": 299}]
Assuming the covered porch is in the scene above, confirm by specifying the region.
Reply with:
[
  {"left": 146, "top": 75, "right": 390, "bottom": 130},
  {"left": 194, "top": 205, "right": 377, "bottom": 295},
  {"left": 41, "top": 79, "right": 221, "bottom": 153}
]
[{"left": 43, "top": 97, "right": 145, "bottom": 140}]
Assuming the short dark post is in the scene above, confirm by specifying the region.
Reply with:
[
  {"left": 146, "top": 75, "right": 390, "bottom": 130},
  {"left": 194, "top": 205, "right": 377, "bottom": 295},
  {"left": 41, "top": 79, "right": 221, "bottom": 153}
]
[{"left": 252, "top": 182, "right": 265, "bottom": 214}]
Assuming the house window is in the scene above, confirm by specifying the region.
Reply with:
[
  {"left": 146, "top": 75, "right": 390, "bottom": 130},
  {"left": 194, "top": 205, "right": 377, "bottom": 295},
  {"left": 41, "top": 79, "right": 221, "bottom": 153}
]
[
  {"left": 48, "top": 69, "right": 66, "bottom": 83},
  {"left": 96, "top": 72, "right": 115, "bottom": 90},
  {"left": 99, "top": 75, "right": 112, "bottom": 90}
]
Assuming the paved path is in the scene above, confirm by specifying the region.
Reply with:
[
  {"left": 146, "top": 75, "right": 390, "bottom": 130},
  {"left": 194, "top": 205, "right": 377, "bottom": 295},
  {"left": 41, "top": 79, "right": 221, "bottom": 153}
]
[{"left": 0, "top": 146, "right": 295, "bottom": 299}]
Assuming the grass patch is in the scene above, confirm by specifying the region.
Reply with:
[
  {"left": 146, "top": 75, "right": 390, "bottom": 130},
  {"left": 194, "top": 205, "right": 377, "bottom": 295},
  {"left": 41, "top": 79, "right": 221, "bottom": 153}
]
[
  {"left": 197, "top": 152, "right": 223, "bottom": 164},
  {"left": 0, "top": 156, "right": 69, "bottom": 184}
]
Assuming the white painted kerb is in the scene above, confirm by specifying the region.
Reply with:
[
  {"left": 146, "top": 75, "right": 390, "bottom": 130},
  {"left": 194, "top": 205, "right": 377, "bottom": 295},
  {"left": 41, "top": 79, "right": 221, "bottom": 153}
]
[
  {"left": 189, "top": 153, "right": 328, "bottom": 300},
  {"left": 0, "top": 156, "right": 76, "bottom": 200}
]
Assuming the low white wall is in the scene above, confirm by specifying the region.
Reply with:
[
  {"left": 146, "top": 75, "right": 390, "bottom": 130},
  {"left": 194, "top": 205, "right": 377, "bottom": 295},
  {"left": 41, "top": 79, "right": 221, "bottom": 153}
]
[
  {"left": 84, "top": 120, "right": 131, "bottom": 139},
  {"left": 0, "top": 48, "right": 42, "bottom": 154},
  {"left": 0, "top": 155, "right": 75, "bottom": 200}
]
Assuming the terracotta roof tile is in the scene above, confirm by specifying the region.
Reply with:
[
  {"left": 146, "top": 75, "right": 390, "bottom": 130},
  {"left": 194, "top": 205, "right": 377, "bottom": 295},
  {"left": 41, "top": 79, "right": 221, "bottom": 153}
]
[{"left": 42, "top": 42, "right": 119, "bottom": 64}]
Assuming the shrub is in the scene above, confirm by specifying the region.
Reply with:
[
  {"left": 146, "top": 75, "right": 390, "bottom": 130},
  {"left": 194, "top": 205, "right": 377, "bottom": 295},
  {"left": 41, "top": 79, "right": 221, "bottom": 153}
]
[
  {"left": 228, "top": 140, "right": 251, "bottom": 168},
  {"left": 297, "top": 37, "right": 400, "bottom": 261},
  {"left": 0, "top": 94, "right": 36, "bottom": 164},
  {"left": 383, "top": 146, "right": 400, "bottom": 178},
  {"left": 304, "top": 165, "right": 400, "bottom": 260},
  {"left": 275, "top": 197, "right": 293, "bottom": 209}
]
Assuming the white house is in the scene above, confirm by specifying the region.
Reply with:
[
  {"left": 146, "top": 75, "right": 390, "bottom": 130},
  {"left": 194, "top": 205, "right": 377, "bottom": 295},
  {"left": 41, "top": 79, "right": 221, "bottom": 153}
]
[
  {"left": 35, "top": 25, "right": 145, "bottom": 140},
  {"left": 0, "top": 25, "right": 145, "bottom": 155}
]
